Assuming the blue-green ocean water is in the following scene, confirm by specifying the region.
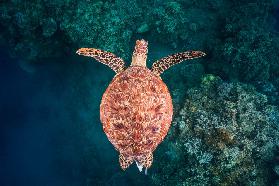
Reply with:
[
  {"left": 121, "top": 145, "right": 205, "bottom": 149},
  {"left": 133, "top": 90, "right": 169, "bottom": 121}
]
[
  {"left": 0, "top": 49, "right": 153, "bottom": 185},
  {"left": 1, "top": 43, "right": 169, "bottom": 185},
  {"left": 1, "top": 1, "right": 279, "bottom": 185}
]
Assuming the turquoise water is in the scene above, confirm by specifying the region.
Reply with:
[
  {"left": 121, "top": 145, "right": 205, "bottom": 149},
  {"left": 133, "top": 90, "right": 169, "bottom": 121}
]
[
  {"left": 0, "top": 50, "right": 153, "bottom": 185},
  {"left": 1, "top": 1, "right": 279, "bottom": 185}
]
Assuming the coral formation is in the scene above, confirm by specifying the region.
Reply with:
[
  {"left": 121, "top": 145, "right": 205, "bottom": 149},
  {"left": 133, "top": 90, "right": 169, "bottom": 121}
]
[
  {"left": 207, "top": 1, "right": 279, "bottom": 84},
  {"left": 152, "top": 75, "right": 279, "bottom": 185},
  {"left": 1, "top": 0, "right": 278, "bottom": 86}
]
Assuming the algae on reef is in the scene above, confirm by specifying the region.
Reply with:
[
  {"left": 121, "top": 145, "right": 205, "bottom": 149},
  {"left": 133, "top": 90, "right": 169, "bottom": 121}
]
[
  {"left": 152, "top": 75, "right": 279, "bottom": 185},
  {"left": 1, "top": 0, "right": 278, "bottom": 87}
]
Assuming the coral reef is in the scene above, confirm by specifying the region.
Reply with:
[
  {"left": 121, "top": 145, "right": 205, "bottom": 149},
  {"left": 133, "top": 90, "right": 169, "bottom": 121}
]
[
  {"left": 0, "top": 1, "right": 61, "bottom": 61},
  {"left": 208, "top": 1, "right": 279, "bottom": 84},
  {"left": 0, "top": 0, "right": 143, "bottom": 61},
  {"left": 152, "top": 75, "right": 279, "bottom": 185},
  {"left": 148, "top": 1, "right": 217, "bottom": 49},
  {"left": 60, "top": 0, "right": 140, "bottom": 60},
  {"left": 0, "top": 0, "right": 278, "bottom": 87}
]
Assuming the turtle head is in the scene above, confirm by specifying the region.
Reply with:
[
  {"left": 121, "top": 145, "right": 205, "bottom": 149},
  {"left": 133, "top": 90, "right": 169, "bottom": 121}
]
[{"left": 131, "top": 39, "right": 148, "bottom": 67}]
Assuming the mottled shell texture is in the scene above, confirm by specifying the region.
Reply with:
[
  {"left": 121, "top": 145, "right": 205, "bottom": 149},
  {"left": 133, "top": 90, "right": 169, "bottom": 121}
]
[{"left": 100, "top": 66, "right": 173, "bottom": 157}]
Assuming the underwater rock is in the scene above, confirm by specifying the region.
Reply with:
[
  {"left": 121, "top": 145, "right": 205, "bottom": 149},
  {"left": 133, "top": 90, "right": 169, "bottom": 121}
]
[
  {"left": 0, "top": 1, "right": 65, "bottom": 62},
  {"left": 152, "top": 75, "right": 279, "bottom": 185},
  {"left": 41, "top": 18, "right": 57, "bottom": 37},
  {"left": 255, "top": 81, "right": 279, "bottom": 105},
  {"left": 59, "top": 0, "right": 138, "bottom": 60},
  {"left": 208, "top": 1, "right": 279, "bottom": 85},
  {"left": 137, "top": 23, "right": 150, "bottom": 33},
  {"left": 1, "top": 0, "right": 278, "bottom": 87},
  {"left": 274, "top": 165, "right": 279, "bottom": 176},
  {"left": 150, "top": 1, "right": 215, "bottom": 50},
  {"left": 0, "top": 0, "right": 279, "bottom": 84}
]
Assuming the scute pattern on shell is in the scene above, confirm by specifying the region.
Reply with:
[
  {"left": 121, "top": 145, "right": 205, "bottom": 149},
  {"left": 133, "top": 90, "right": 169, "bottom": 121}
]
[{"left": 100, "top": 66, "right": 173, "bottom": 157}]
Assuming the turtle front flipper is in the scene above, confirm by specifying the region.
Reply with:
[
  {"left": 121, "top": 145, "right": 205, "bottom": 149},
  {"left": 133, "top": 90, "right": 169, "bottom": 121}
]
[
  {"left": 151, "top": 51, "right": 206, "bottom": 76},
  {"left": 76, "top": 48, "right": 126, "bottom": 74}
]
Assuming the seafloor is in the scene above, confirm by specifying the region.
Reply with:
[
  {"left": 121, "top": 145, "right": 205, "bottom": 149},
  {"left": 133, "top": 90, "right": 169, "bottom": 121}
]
[{"left": 0, "top": 0, "right": 279, "bottom": 185}]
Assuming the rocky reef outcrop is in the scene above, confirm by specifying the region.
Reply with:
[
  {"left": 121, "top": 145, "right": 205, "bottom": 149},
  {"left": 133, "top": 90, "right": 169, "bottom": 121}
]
[
  {"left": 152, "top": 75, "right": 279, "bottom": 185},
  {"left": 1, "top": 0, "right": 278, "bottom": 84}
]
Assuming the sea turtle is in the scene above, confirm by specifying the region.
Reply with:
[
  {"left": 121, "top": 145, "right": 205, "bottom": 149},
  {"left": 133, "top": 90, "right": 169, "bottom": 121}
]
[{"left": 76, "top": 39, "right": 205, "bottom": 174}]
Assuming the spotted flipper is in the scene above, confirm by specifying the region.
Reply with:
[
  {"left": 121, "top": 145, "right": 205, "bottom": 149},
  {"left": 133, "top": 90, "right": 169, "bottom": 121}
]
[
  {"left": 151, "top": 51, "right": 206, "bottom": 76},
  {"left": 119, "top": 153, "right": 134, "bottom": 170},
  {"left": 136, "top": 152, "right": 153, "bottom": 170},
  {"left": 76, "top": 48, "right": 126, "bottom": 74}
]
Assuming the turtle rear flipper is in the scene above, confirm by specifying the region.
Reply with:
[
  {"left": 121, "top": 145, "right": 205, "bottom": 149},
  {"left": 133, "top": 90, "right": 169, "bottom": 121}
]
[
  {"left": 151, "top": 51, "right": 206, "bottom": 76},
  {"left": 76, "top": 48, "right": 126, "bottom": 74},
  {"left": 119, "top": 151, "right": 153, "bottom": 173},
  {"left": 135, "top": 152, "right": 153, "bottom": 174},
  {"left": 119, "top": 153, "right": 134, "bottom": 170}
]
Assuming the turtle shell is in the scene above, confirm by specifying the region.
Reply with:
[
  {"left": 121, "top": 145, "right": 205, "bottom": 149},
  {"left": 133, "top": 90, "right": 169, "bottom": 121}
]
[{"left": 100, "top": 66, "right": 173, "bottom": 157}]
